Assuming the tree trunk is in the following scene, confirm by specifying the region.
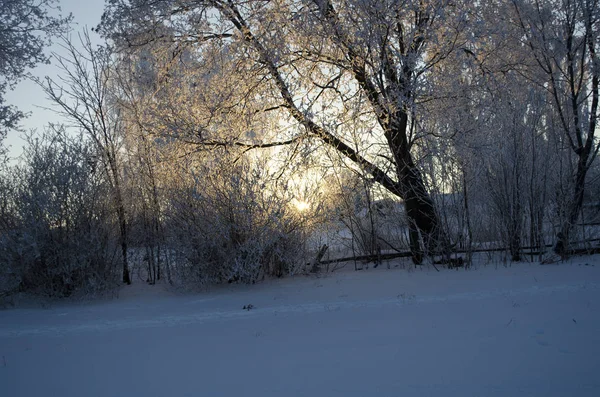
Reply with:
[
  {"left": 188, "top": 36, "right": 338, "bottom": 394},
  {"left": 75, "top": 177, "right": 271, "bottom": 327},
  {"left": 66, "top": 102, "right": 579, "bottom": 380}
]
[
  {"left": 388, "top": 114, "right": 444, "bottom": 261},
  {"left": 111, "top": 159, "right": 131, "bottom": 285},
  {"left": 408, "top": 220, "right": 423, "bottom": 265},
  {"left": 554, "top": 157, "right": 588, "bottom": 256},
  {"left": 462, "top": 170, "right": 473, "bottom": 267},
  {"left": 402, "top": 181, "right": 440, "bottom": 257},
  {"left": 509, "top": 224, "right": 522, "bottom": 262},
  {"left": 117, "top": 202, "right": 131, "bottom": 285}
]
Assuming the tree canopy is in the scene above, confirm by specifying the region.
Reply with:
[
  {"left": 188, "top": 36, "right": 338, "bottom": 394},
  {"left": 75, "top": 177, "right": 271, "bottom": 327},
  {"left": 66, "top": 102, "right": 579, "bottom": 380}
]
[{"left": 0, "top": 0, "right": 71, "bottom": 139}]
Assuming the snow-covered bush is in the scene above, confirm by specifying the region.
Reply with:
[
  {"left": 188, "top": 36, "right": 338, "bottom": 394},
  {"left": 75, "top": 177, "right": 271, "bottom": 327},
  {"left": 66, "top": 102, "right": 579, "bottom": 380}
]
[
  {"left": 0, "top": 132, "right": 120, "bottom": 298},
  {"left": 165, "top": 158, "right": 304, "bottom": 286}
]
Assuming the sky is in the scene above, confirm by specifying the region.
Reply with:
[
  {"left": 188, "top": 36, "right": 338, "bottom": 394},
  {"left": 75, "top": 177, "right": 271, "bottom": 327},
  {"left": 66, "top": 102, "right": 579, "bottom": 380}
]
[{"left": 3, "top": 0, "right": 106, "bottom": 159}]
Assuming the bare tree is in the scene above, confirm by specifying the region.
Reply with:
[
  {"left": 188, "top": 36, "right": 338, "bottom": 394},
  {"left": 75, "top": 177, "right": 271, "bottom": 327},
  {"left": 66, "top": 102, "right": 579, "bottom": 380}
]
[
  {"left": 38, "top": 31, "right": 132, "bottom": 284},
  {"left": 513, "top": 0, "right": 600, "bottom": 256}
]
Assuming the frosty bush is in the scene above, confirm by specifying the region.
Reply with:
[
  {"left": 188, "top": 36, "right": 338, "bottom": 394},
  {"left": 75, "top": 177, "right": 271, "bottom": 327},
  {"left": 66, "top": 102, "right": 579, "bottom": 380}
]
[
  {"left": 0, "top": 132, "right": 120, "bottom": 298},
  {"left": 165, "top": 158, "right": 304, "bottom": 286}
]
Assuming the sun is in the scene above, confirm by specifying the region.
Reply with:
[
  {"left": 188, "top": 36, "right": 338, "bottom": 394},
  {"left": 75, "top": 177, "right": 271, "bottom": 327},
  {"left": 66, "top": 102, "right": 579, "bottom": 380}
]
[{"left": 293, "top": 199, "right": 310, "bottom": 212}]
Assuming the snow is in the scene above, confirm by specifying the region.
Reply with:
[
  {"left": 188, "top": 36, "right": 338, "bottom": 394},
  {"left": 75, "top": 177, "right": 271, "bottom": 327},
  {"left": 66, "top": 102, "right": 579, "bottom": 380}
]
[{"left": 1, "top": 259, "right": 600, "bottom": 396}]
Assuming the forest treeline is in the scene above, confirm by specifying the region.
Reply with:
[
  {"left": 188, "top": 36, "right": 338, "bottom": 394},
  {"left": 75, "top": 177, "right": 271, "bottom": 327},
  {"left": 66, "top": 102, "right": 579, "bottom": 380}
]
[{"left": 1, "top": 0, "right": 599, "bottom": 298}]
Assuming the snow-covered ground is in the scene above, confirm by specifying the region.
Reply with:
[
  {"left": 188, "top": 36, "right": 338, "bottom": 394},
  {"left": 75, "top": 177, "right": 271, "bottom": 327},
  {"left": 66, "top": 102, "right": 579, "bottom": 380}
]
[{"left": 1, "top": 258, "right": 600, "bottom": 397}]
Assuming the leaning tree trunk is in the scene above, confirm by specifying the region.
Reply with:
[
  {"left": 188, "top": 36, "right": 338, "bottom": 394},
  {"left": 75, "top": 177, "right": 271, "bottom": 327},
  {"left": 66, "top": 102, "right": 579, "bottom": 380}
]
[
  {"left": 398, "top": 158, "right": 442, "bottom": 264},
  {"left": 387, "top": 111, "right": 444, "bottom": 264},
  {"left": 390, "top": 119, "right": 441, "bottom": 264}
]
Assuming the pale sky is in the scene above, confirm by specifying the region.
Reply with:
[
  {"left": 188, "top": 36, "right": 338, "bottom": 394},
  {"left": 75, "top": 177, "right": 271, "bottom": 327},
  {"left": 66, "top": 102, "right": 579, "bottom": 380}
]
[{"left": 4, "top": 0, "right": 106, "bottom": 158}]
